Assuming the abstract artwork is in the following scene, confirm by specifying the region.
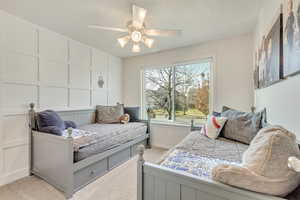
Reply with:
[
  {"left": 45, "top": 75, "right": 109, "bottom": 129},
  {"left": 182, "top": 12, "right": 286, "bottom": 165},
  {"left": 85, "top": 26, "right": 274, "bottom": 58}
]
[
  {"left": 257, "top": 15, "right": 283, "bottom": 88},
  {"left": 254, "top": 52, "right": 260, "bottom": 89},
  {"left": 283, "top": 0, "right": 300, "bottom": 77}
]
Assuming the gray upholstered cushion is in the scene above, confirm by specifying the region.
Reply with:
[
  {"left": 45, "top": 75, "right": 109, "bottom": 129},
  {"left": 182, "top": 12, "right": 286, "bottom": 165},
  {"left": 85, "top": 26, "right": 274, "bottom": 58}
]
[
  {"left": 212, "top": 126, "right": 300, "bottom": 197},
  {"left": 221, "top": 107, "right": 263, "bottom": 144},
  {"left": 96, "top": 104, "right": 124, "bottom": 123}
]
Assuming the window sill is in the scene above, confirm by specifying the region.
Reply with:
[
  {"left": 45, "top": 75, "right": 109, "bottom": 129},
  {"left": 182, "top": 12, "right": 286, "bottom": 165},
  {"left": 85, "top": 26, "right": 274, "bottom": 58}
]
[{"left": 150, "top": 120, "right": 194, "bottom": 128}]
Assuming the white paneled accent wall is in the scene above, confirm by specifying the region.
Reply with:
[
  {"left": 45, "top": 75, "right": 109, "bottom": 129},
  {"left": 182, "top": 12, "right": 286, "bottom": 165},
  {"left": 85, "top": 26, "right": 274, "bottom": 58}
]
[{"left": 0, "top": 10, "right": 122, "bottom": 185}]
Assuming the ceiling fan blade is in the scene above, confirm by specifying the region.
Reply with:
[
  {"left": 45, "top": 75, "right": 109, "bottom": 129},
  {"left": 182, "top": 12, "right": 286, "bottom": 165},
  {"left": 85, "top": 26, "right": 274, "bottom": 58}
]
[
  {"left": 132, "top": 5, "right": 147, "bottom": 29},
  {"left": 88, "top": 25, "right": 128, "bottom": 32},
  {"left": 144, "top": 29, "right": 182, "bottom": 37}
]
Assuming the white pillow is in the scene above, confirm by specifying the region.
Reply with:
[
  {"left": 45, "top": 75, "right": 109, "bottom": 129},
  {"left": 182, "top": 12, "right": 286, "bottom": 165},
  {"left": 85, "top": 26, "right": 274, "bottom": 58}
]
[{"left": 202, "top": 115, "right": 227, "bottom": 139}]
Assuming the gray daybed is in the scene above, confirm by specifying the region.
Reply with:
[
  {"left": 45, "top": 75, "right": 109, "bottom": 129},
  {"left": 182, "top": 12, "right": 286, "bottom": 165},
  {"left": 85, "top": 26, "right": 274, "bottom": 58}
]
[
  {"left": 28, "top": 103, "right": 150, "bottom": 199},
  {"left": 137, "top": 130, "right": 300, "bottom": 200}
]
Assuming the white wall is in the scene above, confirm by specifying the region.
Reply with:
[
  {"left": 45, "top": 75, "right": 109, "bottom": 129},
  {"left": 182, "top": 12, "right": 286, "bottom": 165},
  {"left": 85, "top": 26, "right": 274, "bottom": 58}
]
[
  {"left": 254, "top": 0, "right": 300, "bottom": 139},
  {"left": 123, "top": 33, "right": 254, "bottom": 148},
  {"left": 150, "top": 124, "right": 191, "bottom": 149},
  {"left": 0, "top": 10, "right": 122, "bottom": 185}
]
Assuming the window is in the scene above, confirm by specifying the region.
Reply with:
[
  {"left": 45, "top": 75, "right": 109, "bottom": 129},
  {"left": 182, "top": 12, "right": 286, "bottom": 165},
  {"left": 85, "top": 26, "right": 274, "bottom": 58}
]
[{"left": 142, "top": 60, "right": 211, "bottom": 125}]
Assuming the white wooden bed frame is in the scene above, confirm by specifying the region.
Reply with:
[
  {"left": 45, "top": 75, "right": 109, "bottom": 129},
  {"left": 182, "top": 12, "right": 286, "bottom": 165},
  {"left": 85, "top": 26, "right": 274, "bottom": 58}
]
[
  {"left": 28, "top": 103, "right": 150, "bottom": 199},
  {"left": 136, "top": 145, "right": 288, "bottom": 200},
  {"left": 135, "top": 106, "right": 300, "bottom": 200}
]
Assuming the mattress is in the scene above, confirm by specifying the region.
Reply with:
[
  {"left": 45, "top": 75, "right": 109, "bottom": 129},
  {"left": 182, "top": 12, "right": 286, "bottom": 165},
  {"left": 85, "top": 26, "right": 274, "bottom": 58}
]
[
  {"left": 160, "top": 131, "right": 248, "bottom": 179},
  {"left": 74, "top": 122, "right": 147, "bottom": 162}
]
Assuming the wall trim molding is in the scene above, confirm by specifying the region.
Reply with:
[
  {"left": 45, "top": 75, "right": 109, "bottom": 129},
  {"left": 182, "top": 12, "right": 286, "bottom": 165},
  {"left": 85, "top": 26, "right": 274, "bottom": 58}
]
[
  {"left": 0, "top": 168, "right": 29, "bottom": 186},
  {"left": 0, "top": 10, "right": 122, "bottom": 186},
  {"left": 2, "top": 140, "right": 28, "bottom": 149}
]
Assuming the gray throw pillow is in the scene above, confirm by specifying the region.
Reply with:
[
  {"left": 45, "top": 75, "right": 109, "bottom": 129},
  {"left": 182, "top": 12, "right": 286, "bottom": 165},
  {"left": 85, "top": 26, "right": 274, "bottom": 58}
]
[
  {"left": 96, "top": 104, "right": 124, "bottom": 123},
  {"left": 124, "top": 107, "right": 140, "bottom": 122},
  {"left": 221, "top": 106, "right": 264, "bottom": 144}
]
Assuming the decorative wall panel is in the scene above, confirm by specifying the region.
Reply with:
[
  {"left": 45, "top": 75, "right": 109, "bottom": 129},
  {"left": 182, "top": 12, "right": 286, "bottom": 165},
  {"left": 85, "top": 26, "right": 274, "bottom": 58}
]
[
  {"left": 39, "top": 59, "right": 68, "bottom": 87},
  {"left": 3, "top": 145, "right": 28, "bottom": 174},
  {"left": 69, "top": 40, "right": 90, "bottom": 67},
  {"left": 70, "top": 89, "right": 91, "bottom": 107},
  {"left": 92, "top": 90, "right": 108, "bottom": 106},
  {"left": 69, "top": 64, "right": 91, "bottom": 89},
  {"left": 92, "top": 49, "right": 108, "bottom": 90},
  {"left": 2, "top": 52, "right": 38, "bottom": 84},
  {"left": 2, "top": 84, "right": 38, "bottom": 114},
  {"left": 39, "top": 29, "right": 68, "bottom": 62},
  {"left": 3, "top": 16, "right": 37, "bottom": 55},
  {"left": 39, "top": 87, "right": 68, "bottom": 109},
  {"left": 3, "top": 115, "right": 29, "bottom": 145},
  {"left": 0, "top": 10, "right": 122, "bottom": 185},
  {"left": 108, "top": 56, "right": 122, "bottom": 105}
]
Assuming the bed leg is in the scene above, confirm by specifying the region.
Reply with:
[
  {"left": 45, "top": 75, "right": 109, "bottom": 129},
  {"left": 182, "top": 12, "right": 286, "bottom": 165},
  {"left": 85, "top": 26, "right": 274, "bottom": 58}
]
[
  {"left": 146, "top": 138, "right": 151, "bottom": 149},
  {"left": 146, "top": 119, "right": 151, "bottom": 149},
  {"left": 29, "top": 103, "right": 36, "bottom": 176},
  {"left": 65, "top": 191, "right": 73, "bottom": 200},
  {"left": 137, "top": 145, "right": 145, "bottom": 200}
]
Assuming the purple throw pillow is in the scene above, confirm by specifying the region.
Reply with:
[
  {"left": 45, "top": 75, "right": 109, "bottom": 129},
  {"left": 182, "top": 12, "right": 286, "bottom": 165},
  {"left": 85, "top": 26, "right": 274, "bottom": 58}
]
[
  {"left": 37, "top": 110, "right": 65, "bottom": 131},
  {"left": 39, "top": 126, "right": 63, "bottom": 136},
  {"left": 64, "top": 120, "right": 77, "bottom": 129}
]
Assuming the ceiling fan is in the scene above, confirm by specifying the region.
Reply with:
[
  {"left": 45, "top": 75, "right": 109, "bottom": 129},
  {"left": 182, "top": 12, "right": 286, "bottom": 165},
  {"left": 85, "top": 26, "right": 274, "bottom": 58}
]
[{"left": 88, "top": 5, "right": 182, "bottom": 53}]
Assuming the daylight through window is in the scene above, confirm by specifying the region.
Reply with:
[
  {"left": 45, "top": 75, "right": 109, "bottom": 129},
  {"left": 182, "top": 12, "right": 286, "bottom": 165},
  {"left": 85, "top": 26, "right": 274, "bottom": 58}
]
[{"left": 143, "top": 60, "right": 211, "bottom": 125}]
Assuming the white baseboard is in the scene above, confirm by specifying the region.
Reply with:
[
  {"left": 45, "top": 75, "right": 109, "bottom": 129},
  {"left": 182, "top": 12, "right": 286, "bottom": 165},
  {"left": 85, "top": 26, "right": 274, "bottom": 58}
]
[{"left": 0, "top": 168, "right": 29, "bottom": 186}]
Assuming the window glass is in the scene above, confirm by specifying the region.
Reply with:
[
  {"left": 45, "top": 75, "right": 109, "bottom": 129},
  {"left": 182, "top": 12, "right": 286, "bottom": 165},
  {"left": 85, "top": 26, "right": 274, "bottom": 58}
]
[
  {"left": 143, "top": 60, "right": 211, "bottom": 125},
  {"left": 174, "top": 63, "right": 210, "bottom": 124},
  {"left": 144, "top": 67, "right": 173, "bottom": 121}
]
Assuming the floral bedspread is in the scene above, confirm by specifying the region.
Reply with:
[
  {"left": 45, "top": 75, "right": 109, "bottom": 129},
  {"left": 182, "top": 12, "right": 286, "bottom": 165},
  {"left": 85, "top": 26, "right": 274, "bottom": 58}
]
[
  {"left": 62, "top": 128, "right": 98, "bottom": 151},
  {"left": 159, "top": 131, "right": 247, "bottom": 179},
  {"left": 160, "top": 149, "right": 241, "bottom": 179}
]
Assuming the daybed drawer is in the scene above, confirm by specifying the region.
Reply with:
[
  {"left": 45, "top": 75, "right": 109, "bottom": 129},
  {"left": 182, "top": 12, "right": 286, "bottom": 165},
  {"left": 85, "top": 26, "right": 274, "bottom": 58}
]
[
  {"left": 74, "top": 158, "right": 108, "bottom": 191},
  {"left": 131, "top": 140, "right": 147, "bottom": 156},
  {"left": 109, "top": 148, "right": 131, "bottom": 169}
]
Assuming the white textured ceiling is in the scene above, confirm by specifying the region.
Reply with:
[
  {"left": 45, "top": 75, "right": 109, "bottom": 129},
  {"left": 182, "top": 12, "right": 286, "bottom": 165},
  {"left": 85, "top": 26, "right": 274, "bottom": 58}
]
[{"left": 0, "top": 0, "right": 262, "bottom": 58}]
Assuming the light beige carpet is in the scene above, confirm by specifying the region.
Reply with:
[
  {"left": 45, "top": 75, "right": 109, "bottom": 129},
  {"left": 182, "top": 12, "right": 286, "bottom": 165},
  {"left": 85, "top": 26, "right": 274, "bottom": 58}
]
[{"left": 0, "top": 148, "right": 167, "bottom": 200}]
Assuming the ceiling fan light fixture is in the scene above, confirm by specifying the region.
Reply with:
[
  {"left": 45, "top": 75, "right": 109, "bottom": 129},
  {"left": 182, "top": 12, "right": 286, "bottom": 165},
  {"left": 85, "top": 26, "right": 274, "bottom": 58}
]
[
  {"left": 138, "top": 11, "right": 146, "bottom": 21},
  {"left": 143, "top": 37, "right": 154, "bottom": 48},
  {"left": 117, "top": 35, "right": 130, "bottom": 48},
  {"left": 131, "top": 31, "right": 142, "bottom": 42},
  {"left": 132, "top": 43, "right": 141, "bottom": 53},
  {"left": 88, "top": 5, "right": 182, "bottom": 53}
]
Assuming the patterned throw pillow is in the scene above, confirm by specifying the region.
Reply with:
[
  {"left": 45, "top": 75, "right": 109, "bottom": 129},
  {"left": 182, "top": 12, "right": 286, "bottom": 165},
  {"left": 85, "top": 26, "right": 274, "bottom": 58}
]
[
  {"left": 202, "top": 115, "right": 227, "bottom": 139},
  {"left": 96, "top": 104, "right": 124, "bottom": 123}
]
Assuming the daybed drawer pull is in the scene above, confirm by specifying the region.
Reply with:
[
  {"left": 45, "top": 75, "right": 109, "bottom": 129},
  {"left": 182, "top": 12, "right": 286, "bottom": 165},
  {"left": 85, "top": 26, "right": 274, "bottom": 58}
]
[{"left": 90, "top": 170, "right": 95, "bottom": 176}]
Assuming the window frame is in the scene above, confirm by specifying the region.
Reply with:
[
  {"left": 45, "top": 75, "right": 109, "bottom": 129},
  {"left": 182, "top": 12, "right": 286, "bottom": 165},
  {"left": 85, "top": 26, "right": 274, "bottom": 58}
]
[{"left": 141, "top": 57, "right": 215, "bottom": 125}]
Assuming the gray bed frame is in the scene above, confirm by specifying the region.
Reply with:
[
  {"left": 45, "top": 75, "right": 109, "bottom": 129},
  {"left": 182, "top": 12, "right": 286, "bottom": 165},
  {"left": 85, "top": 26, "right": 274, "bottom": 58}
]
[
  {"left": 136, "top": 145, "right": 287, "bottom": 200},
  {"left": 28, "top": 103, "right": 150, "bottom": 199},
  {"left": 137, "top": 108, "right": 290, "bottom": 200}
]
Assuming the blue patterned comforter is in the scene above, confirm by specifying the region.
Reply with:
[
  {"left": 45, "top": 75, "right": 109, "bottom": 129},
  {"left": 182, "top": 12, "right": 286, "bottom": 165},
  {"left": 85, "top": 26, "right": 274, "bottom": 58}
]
[
  {"left": 160, "top": 131, "right": 247, "bottom": 179},
  {"left": 161, "top": 149, "right": 241, "bottom": 179}
]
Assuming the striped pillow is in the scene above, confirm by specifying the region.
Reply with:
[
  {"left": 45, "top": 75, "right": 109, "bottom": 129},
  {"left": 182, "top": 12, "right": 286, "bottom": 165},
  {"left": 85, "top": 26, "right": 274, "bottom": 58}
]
[{"left": 202, "top": 115, "right": 227, "bottom": 139}]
